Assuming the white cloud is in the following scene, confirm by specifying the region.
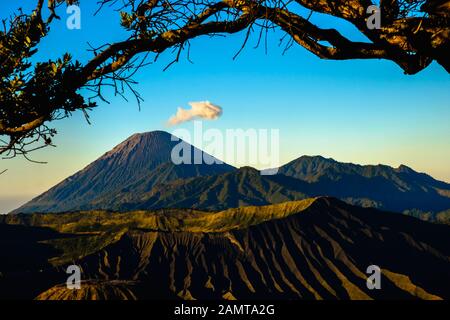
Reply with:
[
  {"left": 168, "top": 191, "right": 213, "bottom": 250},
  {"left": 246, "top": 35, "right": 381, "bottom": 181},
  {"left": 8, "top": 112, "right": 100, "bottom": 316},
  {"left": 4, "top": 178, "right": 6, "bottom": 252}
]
[{"left": 167, "top": 101, "right": 223, "bottom": 126}]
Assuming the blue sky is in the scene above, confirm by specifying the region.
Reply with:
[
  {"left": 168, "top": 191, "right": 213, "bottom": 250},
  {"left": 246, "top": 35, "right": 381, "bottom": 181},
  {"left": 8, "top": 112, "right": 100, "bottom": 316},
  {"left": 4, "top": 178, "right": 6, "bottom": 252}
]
[{"left": 0, "top": 1, "right": 449, "bottom": 213}]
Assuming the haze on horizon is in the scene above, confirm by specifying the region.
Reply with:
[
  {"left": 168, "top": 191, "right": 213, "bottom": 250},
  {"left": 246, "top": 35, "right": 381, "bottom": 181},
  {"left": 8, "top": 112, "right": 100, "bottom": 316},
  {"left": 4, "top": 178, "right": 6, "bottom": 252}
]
[{"left": 0, "top": 1, "right": 449, "bottom": 214}]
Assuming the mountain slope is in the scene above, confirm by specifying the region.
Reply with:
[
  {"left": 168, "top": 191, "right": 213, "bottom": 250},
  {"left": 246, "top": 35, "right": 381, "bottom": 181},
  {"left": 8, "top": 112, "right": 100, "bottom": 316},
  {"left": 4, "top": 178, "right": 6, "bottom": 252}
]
[
  {"left": 13, "top": 131, "right": 234, "bottom": 213},
  {"left": 120, "top": 166, "right": 310, "bottom": 211},
  {"left": 104, "top": 159, "right": 450, "bottom": 214},
  {"left": 2, "top": 198, "right": 450, "bottom": 300}
]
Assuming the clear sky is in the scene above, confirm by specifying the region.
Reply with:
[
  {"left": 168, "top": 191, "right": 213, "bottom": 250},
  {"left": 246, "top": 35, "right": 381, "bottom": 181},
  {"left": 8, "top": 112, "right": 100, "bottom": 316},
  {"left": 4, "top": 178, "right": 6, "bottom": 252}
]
[{"left": 1, "top": 1, "right": 449, "bottom": 214}]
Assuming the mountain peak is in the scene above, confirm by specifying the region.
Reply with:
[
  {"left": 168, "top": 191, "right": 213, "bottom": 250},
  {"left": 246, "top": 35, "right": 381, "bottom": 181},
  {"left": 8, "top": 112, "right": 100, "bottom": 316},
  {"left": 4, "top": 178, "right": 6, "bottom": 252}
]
[
  {"left": 396, "top": 164, "right": 416, "bottom": 174},
  {"left": 298, "top": 155, "right": 336, "bottom": 162},
  {"left": 126, "top": 130, "right": 172, "bottom": 140},
  {"left": 238, "top": 166, "right": 260, "bottom": 173},
  {"left": 13, "top": 130, "right": 234, "bottom": 214},
  {"left": 100, "top": 130, "right": 176, "bottom": 166},
  {"left": 114, "top": 130, "right": 173, "bottom": 148}
]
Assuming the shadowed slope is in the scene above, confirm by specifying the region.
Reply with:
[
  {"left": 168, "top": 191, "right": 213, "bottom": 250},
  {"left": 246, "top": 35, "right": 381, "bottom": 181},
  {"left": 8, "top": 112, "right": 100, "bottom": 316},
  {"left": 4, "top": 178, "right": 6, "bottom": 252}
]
[{"left": 0, "top": 223, "right": 70, "bottom": 299}]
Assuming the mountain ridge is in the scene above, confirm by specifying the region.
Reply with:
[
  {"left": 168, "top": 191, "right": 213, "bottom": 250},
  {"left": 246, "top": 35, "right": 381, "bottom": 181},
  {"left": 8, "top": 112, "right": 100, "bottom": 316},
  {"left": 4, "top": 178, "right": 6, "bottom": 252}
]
[
  {"left": 277, "top": 155, "right": 450, "bottom": 213},
  {"left": 12, "top": 130, "right": 450, "bottom": 215}
]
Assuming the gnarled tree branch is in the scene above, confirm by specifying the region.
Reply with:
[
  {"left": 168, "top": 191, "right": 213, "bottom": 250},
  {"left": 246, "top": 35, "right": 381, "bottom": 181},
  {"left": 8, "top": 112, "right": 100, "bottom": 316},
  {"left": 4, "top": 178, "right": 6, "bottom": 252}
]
[{"left": 1, "top": 0, "right": 448, "bottom": 158}]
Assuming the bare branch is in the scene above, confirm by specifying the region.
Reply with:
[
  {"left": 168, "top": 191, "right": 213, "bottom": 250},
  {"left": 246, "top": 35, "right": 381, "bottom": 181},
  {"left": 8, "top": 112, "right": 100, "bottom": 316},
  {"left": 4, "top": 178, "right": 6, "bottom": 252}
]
[{"left": 0, "top": 0, "right": 448, "bottom": 158}]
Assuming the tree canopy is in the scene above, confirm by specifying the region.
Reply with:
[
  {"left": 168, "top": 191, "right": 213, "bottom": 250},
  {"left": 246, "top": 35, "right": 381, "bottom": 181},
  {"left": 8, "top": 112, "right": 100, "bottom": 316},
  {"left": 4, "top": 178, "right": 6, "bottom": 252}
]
[{"left": 0, "top": 0, "right": 449, "bottom": 159}]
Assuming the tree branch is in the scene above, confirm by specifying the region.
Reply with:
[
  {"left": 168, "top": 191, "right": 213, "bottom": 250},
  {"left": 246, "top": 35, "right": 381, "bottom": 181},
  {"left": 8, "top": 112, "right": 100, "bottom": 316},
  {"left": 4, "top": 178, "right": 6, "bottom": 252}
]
[{"left": 0, "top": 0, "right": 448, "bottom": 158}]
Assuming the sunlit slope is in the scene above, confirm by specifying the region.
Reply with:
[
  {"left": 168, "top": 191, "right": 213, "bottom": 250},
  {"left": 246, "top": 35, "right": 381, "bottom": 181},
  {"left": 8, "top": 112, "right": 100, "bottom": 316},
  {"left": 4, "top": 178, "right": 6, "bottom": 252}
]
[
  {"left": 2, "top": 199, "right": 317, "bottom": 266},
  {"left": 3, "top": 197, "right": 449, "bottom": 300},
  {"left": 4, "top": 198, "right": 316, "bottom": 234},
  {"left": 35, "top": 281, "right": 141, "bottom": 300}
]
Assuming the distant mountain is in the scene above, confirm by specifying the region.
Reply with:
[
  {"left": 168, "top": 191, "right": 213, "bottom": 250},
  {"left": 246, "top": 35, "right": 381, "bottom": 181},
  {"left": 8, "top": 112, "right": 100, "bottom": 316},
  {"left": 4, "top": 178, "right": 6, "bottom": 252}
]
[
  {"left": 2, "top": 198, "right": 450, "bottom": 300},
  {"left": 13, "top": 131, "right": 234, "bottom": 213},
  {"left": 13, "top": 132, "right": 450, "bottom": 214},
  {"left": 276, "top": 155, "right": 450, "bottom": 213},
  {"left": 108, "top": 156, "right": 450, "bottom": 214}
]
